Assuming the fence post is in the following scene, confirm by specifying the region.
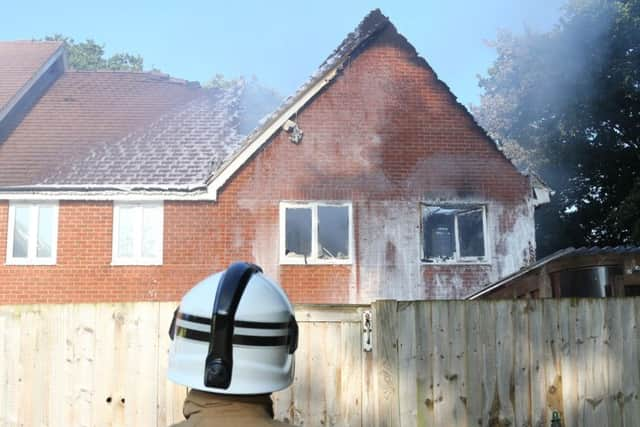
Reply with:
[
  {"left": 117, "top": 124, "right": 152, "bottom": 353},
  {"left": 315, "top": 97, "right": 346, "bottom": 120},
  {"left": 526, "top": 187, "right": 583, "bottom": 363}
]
[{"left": 372, "top": 300, "right": 400, "bottom": 427}]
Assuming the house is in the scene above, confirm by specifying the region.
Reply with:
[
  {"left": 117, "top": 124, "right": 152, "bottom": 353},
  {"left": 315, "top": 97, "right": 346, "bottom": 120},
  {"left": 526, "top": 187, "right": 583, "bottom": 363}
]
[
  {"left": 0, "top": 10, "right": 549, "bottom": 304},
  {"left": 466, "top": 246, "right": 640, "bottom": 299}
]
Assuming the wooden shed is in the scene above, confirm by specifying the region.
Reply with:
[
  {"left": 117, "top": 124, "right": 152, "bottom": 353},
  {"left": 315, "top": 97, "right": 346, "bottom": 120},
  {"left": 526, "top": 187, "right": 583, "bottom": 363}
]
[{"left": 467, "top": 246, "right": 640, "bottom": 300}]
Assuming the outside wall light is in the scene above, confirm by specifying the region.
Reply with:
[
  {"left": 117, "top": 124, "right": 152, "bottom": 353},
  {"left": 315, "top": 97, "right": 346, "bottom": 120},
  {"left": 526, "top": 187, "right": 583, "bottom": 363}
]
[{"left": 283, "top": 119, "right": 303, "bottom": 144}]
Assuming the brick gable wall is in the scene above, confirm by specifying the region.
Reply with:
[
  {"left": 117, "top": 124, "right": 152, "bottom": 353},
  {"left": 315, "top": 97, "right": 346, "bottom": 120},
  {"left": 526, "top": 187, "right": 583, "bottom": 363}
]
[{"left": 0, "top": 26, "right": 534, "bottom": 304}]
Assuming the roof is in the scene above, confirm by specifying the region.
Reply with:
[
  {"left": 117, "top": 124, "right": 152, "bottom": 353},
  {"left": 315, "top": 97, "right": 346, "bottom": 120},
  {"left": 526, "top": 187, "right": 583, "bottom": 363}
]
[
  {"left": 0, "top": 70, "right": 242, "bottom": 188},
  {"left": 41, "top": 83, "right": 243, "bottom": 187},
  {"left": 0, "top": 41, "right": 63, "bottom": 119},
  {"left": 465, "top": 245, "right": 640, "bottom": 299},
  {"left": 0, "top": 9, "right": 525, "bottom": 199}
]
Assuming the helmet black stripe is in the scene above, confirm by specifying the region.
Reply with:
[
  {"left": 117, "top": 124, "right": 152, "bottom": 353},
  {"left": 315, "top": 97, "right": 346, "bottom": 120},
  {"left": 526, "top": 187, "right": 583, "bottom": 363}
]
[
  {"left": 175, "top": 326, "right": 291, "bottom": 347},
  {"left": 177, "top": 312, "right": 289, "bottom": 330}
]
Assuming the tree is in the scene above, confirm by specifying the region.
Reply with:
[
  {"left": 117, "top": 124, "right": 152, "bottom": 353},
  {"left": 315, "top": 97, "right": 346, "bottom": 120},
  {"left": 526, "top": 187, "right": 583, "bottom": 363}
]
[
  {"left": 473, "top": 0, "right": 640, "bottom": 256},
  {"left": 43, "top": 35, "right": 143, "bottom": 71}
]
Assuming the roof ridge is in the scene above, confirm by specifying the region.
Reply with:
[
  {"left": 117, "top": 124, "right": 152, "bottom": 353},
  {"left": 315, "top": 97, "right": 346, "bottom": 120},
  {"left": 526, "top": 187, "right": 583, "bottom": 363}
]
[
  {"left": 66, "top": 69, "right": 201, "bottom": 87},
  {"left": 315, "top": 9, "right": 390, "bottom": 72},
  {"left": 0, "top": 40, "right": 64, "bottom": 45}
]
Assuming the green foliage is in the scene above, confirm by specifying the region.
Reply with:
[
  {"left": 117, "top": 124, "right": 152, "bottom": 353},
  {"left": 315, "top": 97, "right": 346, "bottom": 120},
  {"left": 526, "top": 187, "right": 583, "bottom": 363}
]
[
  {"left": 43, "top": 34, "right": 143, "bottom": 71},
  {"left": 205, "top": 73, "right": 238, "bottom": 90},
  {"left": 473, "top": 0, "right": 640, "bottom": 255}
]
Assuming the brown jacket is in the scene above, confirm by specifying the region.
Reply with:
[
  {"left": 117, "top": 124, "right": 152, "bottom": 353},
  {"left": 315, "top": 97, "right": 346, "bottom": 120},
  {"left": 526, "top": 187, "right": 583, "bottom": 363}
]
[{"left": 170, "top": 389, "right": 294, "bottom": 426}]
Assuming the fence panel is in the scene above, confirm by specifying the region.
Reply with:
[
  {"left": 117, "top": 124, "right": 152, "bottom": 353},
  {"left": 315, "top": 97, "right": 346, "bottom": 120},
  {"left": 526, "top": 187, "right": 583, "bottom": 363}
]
[
  {"left": 369, "top": 298, "right": 640, "bottom": 427},
  {"left": 1, "top": 299, "right": 639, "bottom": 426}
]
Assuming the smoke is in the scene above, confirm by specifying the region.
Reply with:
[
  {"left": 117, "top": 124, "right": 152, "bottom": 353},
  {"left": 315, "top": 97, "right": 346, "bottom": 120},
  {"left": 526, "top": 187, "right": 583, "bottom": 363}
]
[
  {"left": 237, "top": 77, "right": 283, "bottom": 135},
  {"left": 474, "top": 0, "right": 620, "bottom": 172}
]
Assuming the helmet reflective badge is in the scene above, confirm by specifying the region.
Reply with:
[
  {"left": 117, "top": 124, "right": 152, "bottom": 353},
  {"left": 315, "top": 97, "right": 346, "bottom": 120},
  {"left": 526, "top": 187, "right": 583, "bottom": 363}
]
[{"left": 168, "top": 262, "right": 298, "bottom": 394}]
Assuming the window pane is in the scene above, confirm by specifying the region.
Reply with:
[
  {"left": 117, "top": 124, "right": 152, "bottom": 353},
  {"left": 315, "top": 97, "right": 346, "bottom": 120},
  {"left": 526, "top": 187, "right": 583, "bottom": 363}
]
[
  {"left": 142, "top": 206, "right": 162, "bottom": 259},
  {"left": 318, "top": 206, "right": 349, "bottom": 259},
  {"left": 12, "top": 206, "right": 30, "bottom": 258},
  {"left": 285, "top": 208, "right": 311, "bottom": 257},
  {"left": 36, "top": 206, "right": 54, "bottom": 258},
  {"left": 458, "top": 210, "right": 485, "bottom": 258},
  {"left": 423, "top": 207, "right": 455, "bottom": 260},
  {"left": 117, "top": 207, "right": 136, "bottom": 258}
]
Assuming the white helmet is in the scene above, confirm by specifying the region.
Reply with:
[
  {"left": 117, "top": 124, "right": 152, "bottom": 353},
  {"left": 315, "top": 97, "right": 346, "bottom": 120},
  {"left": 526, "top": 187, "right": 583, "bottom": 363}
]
[{"left": 167, "top": 262, "right": 298, "bottom": 394}]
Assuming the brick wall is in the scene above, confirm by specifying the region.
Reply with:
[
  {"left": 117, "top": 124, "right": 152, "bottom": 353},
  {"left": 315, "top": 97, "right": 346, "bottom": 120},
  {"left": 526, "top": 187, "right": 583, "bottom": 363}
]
[{"left": 0, "top": 25, "right": 532, "bottom": 304}]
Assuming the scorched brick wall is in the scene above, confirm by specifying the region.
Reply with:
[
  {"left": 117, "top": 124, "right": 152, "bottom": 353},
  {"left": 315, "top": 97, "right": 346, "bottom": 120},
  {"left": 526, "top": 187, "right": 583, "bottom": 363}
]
[{"left": 0, "top": 25, "right": 534, "bottom": 304}]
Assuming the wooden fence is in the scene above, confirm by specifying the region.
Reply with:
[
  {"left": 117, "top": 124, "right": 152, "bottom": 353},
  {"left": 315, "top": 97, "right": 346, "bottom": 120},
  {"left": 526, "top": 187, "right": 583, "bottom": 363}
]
[{"left": 0, "top": 299, "right": 638, "bottom": 426}]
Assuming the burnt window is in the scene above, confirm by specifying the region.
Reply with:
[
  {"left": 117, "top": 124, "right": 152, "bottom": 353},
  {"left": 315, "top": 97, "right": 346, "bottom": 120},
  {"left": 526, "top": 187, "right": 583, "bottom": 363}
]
[
  {"left": 318, "top": 206, "right": 350, "bottom": 259},
  {"left": 422, "top": 205, "right": 487, "bottom": 263},
  {"left": 285, "top": 208, "right": 312, "bottom": 257},
  {"left": 281, "top": 202, "right": 352, "bottom": 264}
]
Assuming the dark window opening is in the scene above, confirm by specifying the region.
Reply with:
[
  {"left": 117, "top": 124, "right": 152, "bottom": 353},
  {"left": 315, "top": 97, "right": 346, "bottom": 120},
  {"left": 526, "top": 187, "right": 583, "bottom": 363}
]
[
  {"left": 285, "top": 208, "right": 311, "bottom": 257},
  {"left": 458, "top": 209, "right": 485, "bottom": 259},
  {"left": 422, "top": 205, "right": 487, "bottom": 263},
  {"left": 423, "top": 208, "right": 455, "bottom": 260},
  {"left": 318, "top": 206, "right": 349, "bottom": 259}
]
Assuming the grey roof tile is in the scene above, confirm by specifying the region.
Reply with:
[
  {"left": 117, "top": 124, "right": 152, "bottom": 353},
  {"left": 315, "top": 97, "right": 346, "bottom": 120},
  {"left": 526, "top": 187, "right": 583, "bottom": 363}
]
[{"left": 41, "top": 83, "right": 244, "bottom": 187}]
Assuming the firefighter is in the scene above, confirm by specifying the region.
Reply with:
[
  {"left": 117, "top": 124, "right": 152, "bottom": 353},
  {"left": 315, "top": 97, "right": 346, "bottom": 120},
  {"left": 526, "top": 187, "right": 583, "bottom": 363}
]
[{"left": 167, "top": 262, "right": 298, "bottom": 426}]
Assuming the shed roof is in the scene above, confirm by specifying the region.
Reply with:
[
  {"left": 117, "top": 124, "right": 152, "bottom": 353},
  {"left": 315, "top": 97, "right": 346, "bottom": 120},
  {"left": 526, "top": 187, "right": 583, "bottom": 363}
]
[{"left": 465, "top": 246, "right": 640, "bottom": 299}]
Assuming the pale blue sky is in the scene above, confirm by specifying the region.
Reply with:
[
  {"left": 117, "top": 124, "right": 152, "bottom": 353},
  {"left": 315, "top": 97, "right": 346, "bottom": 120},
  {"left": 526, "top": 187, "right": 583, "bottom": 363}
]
[{"left": 1, "top": 0, "right": 566, "bottom": 106}]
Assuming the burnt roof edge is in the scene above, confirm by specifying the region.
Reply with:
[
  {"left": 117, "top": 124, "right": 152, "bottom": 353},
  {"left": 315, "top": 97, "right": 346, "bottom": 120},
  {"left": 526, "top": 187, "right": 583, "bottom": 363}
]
[{"left": 205, "top": 10, "right": 391, "bottom": 195}]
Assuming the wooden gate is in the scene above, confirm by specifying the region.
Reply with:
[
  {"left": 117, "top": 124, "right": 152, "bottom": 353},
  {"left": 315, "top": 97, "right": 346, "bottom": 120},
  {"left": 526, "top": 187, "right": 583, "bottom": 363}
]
[{"left": 273, "top": 304, "right": 371, "bottom": 426}]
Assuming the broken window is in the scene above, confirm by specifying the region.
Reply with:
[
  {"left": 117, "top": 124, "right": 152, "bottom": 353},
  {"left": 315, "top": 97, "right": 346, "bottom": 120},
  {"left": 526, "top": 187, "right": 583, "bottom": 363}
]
[
  {"left": 285, "top": 207, "right": 312, "bottom": 257},
  {"left": 318, "top": 206, "right": 349, "bottom": 259},
  {"left": 281, "top": 202, "right": 352, "bottom": 264},
  {"left": 422, "top": 205, "right": 487, "bottom": 263}
]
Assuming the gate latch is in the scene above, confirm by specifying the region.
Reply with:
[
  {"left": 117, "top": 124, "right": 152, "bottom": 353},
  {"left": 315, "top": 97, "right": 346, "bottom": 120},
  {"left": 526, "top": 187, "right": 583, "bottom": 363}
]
[{"left": 362, "top": 310, "right": 373, "bottom": 352}]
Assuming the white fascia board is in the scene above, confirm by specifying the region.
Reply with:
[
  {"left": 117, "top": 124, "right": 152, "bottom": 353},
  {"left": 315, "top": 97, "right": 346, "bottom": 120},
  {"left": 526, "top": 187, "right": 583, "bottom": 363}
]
[
  {"left": 532, "top": 185, "right": 552, "bottom": 207},
  {"left": 0, "top": 187, "right": 215, "bottom": 201},
  {"left": 207, "top": 65, "right": 341, "bottom": 197},
  {"left": 528, "top": 173, "right": 554, "bottom": 207},
  {"left": 0, "top": 45, "right": 65, "bottom": 124}
]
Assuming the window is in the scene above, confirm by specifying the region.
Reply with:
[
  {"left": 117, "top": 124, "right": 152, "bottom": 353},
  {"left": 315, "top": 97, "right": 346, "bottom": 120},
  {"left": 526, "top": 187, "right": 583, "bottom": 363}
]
[
  {"left": 112, "top": 202, "right": 163, "bottom": 265},
  {"left": 421, "top": 204, "right": 488, "bottom": 263},
  {"left": 280, "top": 202, "right": 352, "bottom": 264},
  {"left": 6, "top": 202, "right": 58, "bottom": 265}
]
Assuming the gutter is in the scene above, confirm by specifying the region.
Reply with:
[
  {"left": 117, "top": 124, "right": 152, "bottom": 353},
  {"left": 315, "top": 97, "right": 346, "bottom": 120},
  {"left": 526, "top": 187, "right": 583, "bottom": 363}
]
[{"left": 0, "top": 183, "right": 215, "bottom": 201}]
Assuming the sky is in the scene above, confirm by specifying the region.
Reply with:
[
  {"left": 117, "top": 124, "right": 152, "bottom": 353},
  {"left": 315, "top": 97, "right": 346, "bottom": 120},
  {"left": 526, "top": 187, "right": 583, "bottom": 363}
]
[{"left": 1, "top": 0, "right": 566, "bottom": 106}]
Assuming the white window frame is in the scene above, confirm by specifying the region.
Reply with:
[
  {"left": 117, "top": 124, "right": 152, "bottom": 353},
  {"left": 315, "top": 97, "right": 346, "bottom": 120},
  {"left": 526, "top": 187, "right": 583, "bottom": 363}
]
[
  {"left": 6, "top": 201, "right": 59, "bottom": 265},
  {"left": 280, "top": 201, "right": 353, "bottom": 265},
  {"left": 420, "top": 204, "right": 490, "bottom": 265},
  {"left": 112, "top": 201, "right": 164, "bottom": 266}
]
